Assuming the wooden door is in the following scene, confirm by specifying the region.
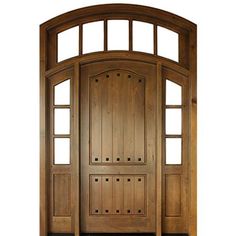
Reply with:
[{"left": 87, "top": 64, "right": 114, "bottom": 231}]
[
  {"left": 80, "top": 60, "right": 157, "bottom": 233},
  {"left": 40, "top": 4, "right": 197, "bottom": 236}
]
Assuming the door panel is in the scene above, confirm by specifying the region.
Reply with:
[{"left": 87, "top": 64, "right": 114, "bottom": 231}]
[{"left": 80, "top": 60, "right": 157, "bottom": 233}]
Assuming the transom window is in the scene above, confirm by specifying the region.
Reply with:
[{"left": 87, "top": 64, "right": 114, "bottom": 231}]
[{"left": 57, "top": 20, "right": 179, "bottom": 63}]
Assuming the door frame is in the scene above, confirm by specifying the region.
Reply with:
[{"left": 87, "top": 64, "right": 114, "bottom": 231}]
[{"left": 40, "top": 4, "right": 197, "bottom": 236}]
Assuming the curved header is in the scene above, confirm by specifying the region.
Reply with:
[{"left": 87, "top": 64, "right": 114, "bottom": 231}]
[
  {"left": 40, "top": 4, "right": 196, "bottom": 70},
  {"left": 41, "top": 4, "right": 196, "bottom": 30}
]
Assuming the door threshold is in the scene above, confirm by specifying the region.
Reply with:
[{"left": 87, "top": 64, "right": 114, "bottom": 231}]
[{"left": 48, "top": 234, "right": 188, "bottom": 236}]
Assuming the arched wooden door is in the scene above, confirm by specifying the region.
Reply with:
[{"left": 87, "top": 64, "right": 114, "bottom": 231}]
[{"left": 40, "top": 4, "right": 197, "bottom": 236}]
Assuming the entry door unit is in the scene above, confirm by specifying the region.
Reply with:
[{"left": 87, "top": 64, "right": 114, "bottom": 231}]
[{"left": 40, "top": 4, "right": 197, "bottom": 236}]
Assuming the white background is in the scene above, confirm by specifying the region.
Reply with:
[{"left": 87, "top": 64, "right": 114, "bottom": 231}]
[{"left": 0, "top": 0, "right": 236, "bottom": 235}]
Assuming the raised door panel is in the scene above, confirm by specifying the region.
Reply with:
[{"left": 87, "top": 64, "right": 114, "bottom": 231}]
[{"left": 89, "top": 70, "right": 145, "bottom": 165}]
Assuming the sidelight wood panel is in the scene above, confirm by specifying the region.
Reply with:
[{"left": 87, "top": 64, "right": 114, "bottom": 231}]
[
  {"left": 53, "top": 174, "right": 71, "bottom": 216},
  {"left": 165, "top": 174, "right": 181, "bottom": 217},
  {"left": 50, "top": 174, "right": 72, "bottom": 233}
]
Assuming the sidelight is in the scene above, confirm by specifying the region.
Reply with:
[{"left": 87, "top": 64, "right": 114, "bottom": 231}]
[
  {"left": 54, "top": 138, "right": 70, "bottom": 164},
  {"left": 165, "top": 79, "right": 183, "bottom": 165},
  {"left": 54, "top": 108, "right": 70, "bottom": 134},
  {"left": 165, "top": 138, "right": 182, "bottom": 164},
  {"left": 166, "top": 80, "right": 182, "bottom": 105},
  {"left": 53, "top": 78, "right": 71, "bottom": 165},
  {"left": 165, "top": 108, "right": 182, "bottom": 135},
  {"left": 54, "top": 79, "right": 70, "bottom": 105}
]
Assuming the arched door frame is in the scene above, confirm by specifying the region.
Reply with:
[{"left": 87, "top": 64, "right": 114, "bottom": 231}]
[{"left": 40, "top": 4, "right": 197, "bottom": 236}]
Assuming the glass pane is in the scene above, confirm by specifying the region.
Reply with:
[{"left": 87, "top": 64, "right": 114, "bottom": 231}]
[
  {"left": 158, "top": 26, "right": 179, "bottom": 62},
  {"left": 57, "top": 26, "right": 79, "bottom": 62},
  {"left": 54, "top": 138, "right": 70, "bottom": 164},
  {"left": 166, "top": 108, "right": 182, "bottom": 135},
  {"left": 108, "top": 20, "right": 129, "bottom": 50},
  {"left": 133, "top": 21, "right": 153, "bottom": 53},
  {"left": 54, "top": 79, "right": 70, "bottom": 105},
  {"left": 166, "top": 138, "right": 182, "bottom": 164},
  {"left": 166, "top": 80, "right": 182, "bottom": 105},
  {"left": 83, "top": 21, "right": 103, "bottom": 54},
  {"left": 54, "top": 108, "right": 70, "bottom": 134}
]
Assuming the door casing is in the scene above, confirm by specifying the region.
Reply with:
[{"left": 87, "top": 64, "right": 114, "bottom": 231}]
[{"left": 40, "top": 4, "right": 197, "bottom": 236}]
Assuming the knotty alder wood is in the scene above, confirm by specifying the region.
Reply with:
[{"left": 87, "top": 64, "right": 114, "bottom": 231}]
[
  {"left": 80, "top": 60, "right": 156, "bottom": 233},
  {"left": 162, "top": 67, "right": 188, "bottom": 234},
  {"left": 40, "top": 4, "right": 197, "bottom": 236}
]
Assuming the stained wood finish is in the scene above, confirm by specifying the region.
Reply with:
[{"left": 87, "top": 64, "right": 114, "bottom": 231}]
[
  {"left": 80, "top": 61, "right": 156, "bottom": 233},
  {"left": 48, "top": 68, "right": 74, "bottom": 233},
  {"left": 162, "top": 68, "right": 189, "bottom": 233},
  {"left": 40, "top": 4, "right": 197, "bottom": 236}
]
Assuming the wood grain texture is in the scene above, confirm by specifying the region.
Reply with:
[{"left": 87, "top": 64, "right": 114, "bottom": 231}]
[
  {"left": 112, "top": 72, "right": 124, "bottom": 163},
  {"left": 156, "top": 62, "right": 163, "bottom": 236},
  {"left": 89, "top": 70, "right": 145, "bottom": 165},
  {"left": 53, "top": 174, "right": 71, "bottom": 216},
  {"left": 40, "top": 23, "right": 48, "bottom": 236},
  {"left": 90, "top": 76, "right": 102, "bottom": 163},
  {"left": 101, "top": 76, "right": 113, "bottom": 163},
  {"left": 124, "top": 176, "right": 135, "bottom": 214},
  {"left": 72, "top": 62, "right": 80, "bottom": 236},
  {"left": 188, "top": 26, "right": 197, "bottom": 236},
  {"left": 112, "top": 176, "right": 124, "bottom": 214},
  {"left": 102, "top": 176, "right": 113, "bottom": 214},
  {"left": 80, "top": 61, "right": 156, "bottom": 233},
  {"left": 89, "top": 175, "right": 145, "bottom": 216},
  {"left": 165, "top": 175, "right": 181, "bottom": 217},
  {"left": 134, "top": 76, "right": 145, "bottom": 163},
  {"left": 90, "top": 176, "right": 102, "bottom": 214},
  {"left": 123, "top": 76, "right": 135, "bottom": 163}
]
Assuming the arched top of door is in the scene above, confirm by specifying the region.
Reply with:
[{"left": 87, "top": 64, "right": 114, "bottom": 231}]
[{"left": 40, "top": 4, "right": 196, "bottom": 76}]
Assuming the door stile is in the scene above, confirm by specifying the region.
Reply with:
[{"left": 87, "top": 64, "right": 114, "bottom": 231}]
[
  {"left": 72, "top": 62, "right": 80, "bottom": 236},
  {"left": 188, "top": 27, "right": 197, "bottom": 236},
  {"left": 156, "top": 62, "right": 163, "bottom": 236},
  {"left": 40, "top": 24, "right": 48, "bottom": 236}
]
